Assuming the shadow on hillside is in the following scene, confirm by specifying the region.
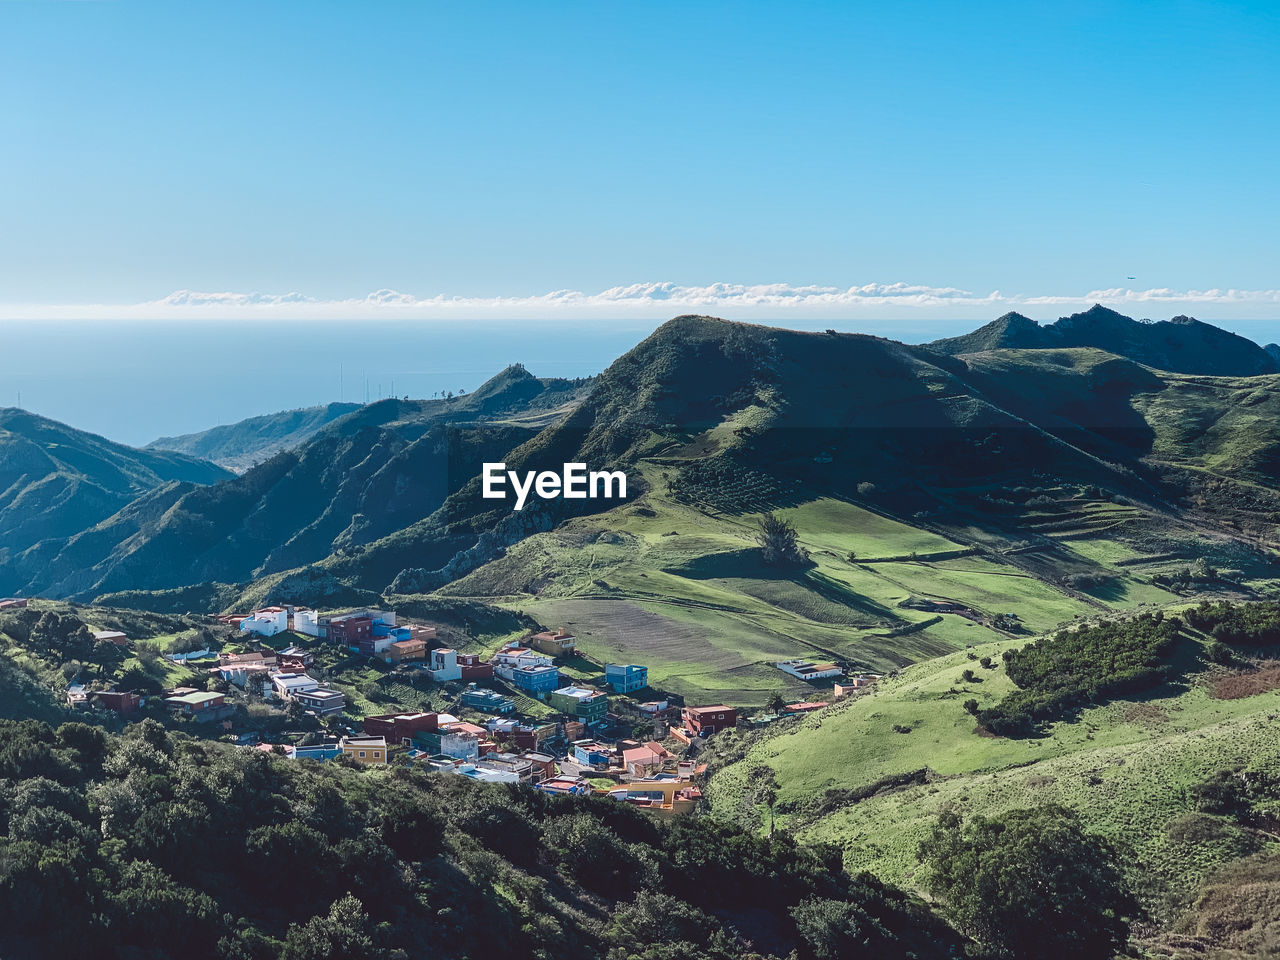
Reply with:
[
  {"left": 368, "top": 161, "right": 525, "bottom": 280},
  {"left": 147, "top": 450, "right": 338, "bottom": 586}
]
[{"left": 662, "top": 549, "right": 897, "bottom": 621}]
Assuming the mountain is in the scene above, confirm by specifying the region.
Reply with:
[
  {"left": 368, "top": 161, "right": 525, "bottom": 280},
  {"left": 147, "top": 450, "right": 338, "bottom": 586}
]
[
  {"left": 926, "top": 305, "right": 1279, "bottom": 376},
  {"left": 921, "top": 311, "right": 1047, "bottom": 354},
  {"left": 6, "top": 366, "right": 592, "bottom": 600},
  {"left": 327, "top": 315, "right": 1280, "bottom": 706},
  {"left": 146, "top": 401, "right": 363, "bottom": 472},
  {"left": 0, "top": 408, "right": 232, "bottom": 592}
]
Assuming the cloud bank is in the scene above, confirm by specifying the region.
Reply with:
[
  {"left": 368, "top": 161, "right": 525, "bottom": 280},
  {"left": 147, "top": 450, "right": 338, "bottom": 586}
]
[{"left": 5, "top": 281, "right": 1280, "bottom": 321}]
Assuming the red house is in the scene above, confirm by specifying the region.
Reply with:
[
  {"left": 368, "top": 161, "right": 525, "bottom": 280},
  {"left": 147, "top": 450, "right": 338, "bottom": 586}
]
[
  {"left": 458, "top": 653, "right": 494, "bottom": 681},
  {"left": 92, "top": 690, "right": 142, "bottom": 716},
  {"left": 683, "top": 704, "right": 738, "bottom": 736},
  {"left": 329, "top": 616, "right": 373, "bottom": 650},
  {"left": 363, "top": 712, "right": 438, "bottom": 745}
]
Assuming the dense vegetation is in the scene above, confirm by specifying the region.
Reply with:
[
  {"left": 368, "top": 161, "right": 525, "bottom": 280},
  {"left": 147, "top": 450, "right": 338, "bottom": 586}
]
[
  {"left": 919, "top": 805, "right": 1138, "bottom": 959},
  {"left": 973, "top": 611, "right": 1180, "bottom": 736},
  {"left": 0, "top": 719, "right": 961, "bottom": 960},
  {"left": 1185, "top": 599, "right": 1280, "bottom": 647}
]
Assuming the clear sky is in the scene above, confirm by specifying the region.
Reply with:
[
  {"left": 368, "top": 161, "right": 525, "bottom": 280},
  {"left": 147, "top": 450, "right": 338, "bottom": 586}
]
[{"left": 2, "top": 0, "right": 1278, "bottom": 320}]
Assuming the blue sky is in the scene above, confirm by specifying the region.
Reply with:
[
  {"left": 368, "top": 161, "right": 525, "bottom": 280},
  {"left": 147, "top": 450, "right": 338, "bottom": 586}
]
[{"left": 1, "top": 0, "right": 1278, "bottom": 320}]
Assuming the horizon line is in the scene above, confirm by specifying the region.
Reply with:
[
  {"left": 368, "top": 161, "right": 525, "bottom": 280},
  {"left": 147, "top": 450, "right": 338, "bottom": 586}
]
[{"left": 3, "top": 281, "right": 1280, "bottom": 323}]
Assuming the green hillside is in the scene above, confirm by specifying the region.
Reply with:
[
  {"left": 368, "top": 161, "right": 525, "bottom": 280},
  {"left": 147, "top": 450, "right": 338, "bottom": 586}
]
[
  {"left": 0, "top": 408, "right": 232, "bottom": 594},
  {"left": 708, "top": 611, "right": 1280, "bottom": 926},
  {"left": 9, "top": 367, "right": 592, "bottom": 600},
  {"left": 146, "top": 401, "right": 364, "bottom": 472}
]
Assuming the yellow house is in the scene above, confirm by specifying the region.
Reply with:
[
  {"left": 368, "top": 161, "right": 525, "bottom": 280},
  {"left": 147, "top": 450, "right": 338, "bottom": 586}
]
[{"left": 340, "top": 735, "right": 387, "bottom": 765}]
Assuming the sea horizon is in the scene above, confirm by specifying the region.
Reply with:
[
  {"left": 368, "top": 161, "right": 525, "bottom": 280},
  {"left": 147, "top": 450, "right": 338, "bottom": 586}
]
[{"left": 5, "top": 314, "right": 1280, "bottom": 446}]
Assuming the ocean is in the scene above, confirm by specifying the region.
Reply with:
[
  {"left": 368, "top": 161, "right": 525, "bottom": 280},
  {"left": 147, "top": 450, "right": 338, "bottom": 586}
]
[{"left": 0, "top": 319, "right": 667, "bottom": 446}]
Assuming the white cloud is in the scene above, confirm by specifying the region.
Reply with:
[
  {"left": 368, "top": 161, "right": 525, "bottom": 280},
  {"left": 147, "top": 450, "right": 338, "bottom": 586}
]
[{"left": 4, "top": 282, "right": 1280, "bottom": 321}]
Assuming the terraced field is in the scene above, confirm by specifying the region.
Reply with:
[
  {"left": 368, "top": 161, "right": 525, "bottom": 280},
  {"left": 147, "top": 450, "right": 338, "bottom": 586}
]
[{"left": 440, "top": 470, "right": 1195, "bottom": 703}]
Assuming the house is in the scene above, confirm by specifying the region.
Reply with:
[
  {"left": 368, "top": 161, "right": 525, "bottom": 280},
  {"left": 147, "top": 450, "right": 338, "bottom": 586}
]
[
  {"left": 493, "top": 645, "right": 554, "bottom": 672},
  {"left": 536, "top": 776, "right": 591, "bottom": 796},
  {"left": 548, "top": 686, "right": 608, "bottom": 722},
  {"left": 219, "top": 651, "right": 277, "bottom": 668},
  {"left": 456, "top": 762, "right": 519, "bottom": 784},
  {"left": 460, "top": 685, "right": 515, "bottom": 714},
  {"left": 476, "top": 752, "right": 535, "bottom": 783},
  {"left": 380, "top": 637, "right": 428, "bottom": 665},
  {"left": 217, "top": 662, "right": 272, "bottom": 688},
  {"left": 413, "top": 725, "right": 480, "bottom": 761},
  {"left": 340, "top": 735, "right": 387, "bottom": 764},
  {"left": 683, "top": 705, "right": 738, "bottom": 736},
  {"left": 457, "top": 653, "right": 494, "bottom": 681},
  {"left": 527, "top": 628, "right": 576, "bottom": 657},
  {"left": 271, "top": 672, "right": 320, "bottom": 700},
  {"left": 90, "top": 690, "right": 142, "bottom": 715},
  {"left": 833, "top": 675, "right": 880, "bottom": 698},
  {"left": 324, "top": 609, "right": 402, "bottom": 655},
  {"left": 277, "top": 646, "right": 314, "bottom": 666},
  {"left": 637, "top": 699, "right": 670, "bottom": 715},
  {"left": 572, "top": 740, "right": 613, "bottom": 768},
  {"left": 776, "top": 658, "right": 843, "bottom": 681},
  {"left": 292, "top": 609, "right": 320, "bottom": 636},
  {"left": 293, "top": 687, "right": 346, "bottom": 715},
  {"left": 290, "top": 741, "right": 343, "bottom": 761},
  {"left": 622, "top": 742, "right": 669, "bottom": 777},
  {"left": 522, "top": 752, "right": 556, "bottom": 782},
  {"left": 65, "top": 684, "right": 89, "bottom": 709},
  {"left": 165, "top": 691, "right": 228, "bottom": 717},
  {"left": 605, "top": 663, "right": 648, "bottom": 694},
  {"left": 605, "top": 778, "right": 701, "bottom": 817},
  {"left": 364, "top": 712, "right": 438, "bottom": 745},
  {"left": 241, "top": 607, "right": 289, "bottom": 637},
  {"left": 0, "top": 598, "right": 29, "bottom": 610},
  {"left": 92, "top": 630, "right": 129, "bottom": 645},
  {"left": 509, "top": 663, "right": 560, "bottom": 695},
  {"left": 426, "top": 647, "right": 462, "bottom": 682}
]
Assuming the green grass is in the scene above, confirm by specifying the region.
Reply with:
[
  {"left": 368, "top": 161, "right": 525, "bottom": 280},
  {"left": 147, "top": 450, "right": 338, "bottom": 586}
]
[
  {"left": 442, "top": 484, "right": 1193, "bottom": 704},
  {"left": 709, "top": 631, "right": 1280, "bottom": 918}
]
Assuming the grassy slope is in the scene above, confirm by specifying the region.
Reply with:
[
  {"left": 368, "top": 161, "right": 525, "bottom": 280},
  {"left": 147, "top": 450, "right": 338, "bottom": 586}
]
[
  {"left": 709, "top": 629, "right": 1280, "bottom": 918},
  {"left": 441, "top": 459, "right": 1179, "bottom": 705}
]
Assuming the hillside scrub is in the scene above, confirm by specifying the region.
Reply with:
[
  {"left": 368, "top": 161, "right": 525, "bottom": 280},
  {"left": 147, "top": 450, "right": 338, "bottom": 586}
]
[
  {"left": 1185, "top": 599, "right": 1280, "bottom": 646},
  {"left": 974, "top": 611, "right": 1180, "bottom": 736},
  {"left": 918, "top": 805, "right": 1139, "bottom": 960},
  {"left": 0, "top": 718, "right": 963, "bottom": 959}
]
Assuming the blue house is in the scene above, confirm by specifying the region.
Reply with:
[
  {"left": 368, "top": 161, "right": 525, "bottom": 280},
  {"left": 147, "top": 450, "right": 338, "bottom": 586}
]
[
  {"left": 510, "top": 664, "right": 560, "bottom": 695},
  {"left": 572, "top": 740, "right": 613, "bottom": 767},
  {"left": 605, "top": 663, "right": 648, "bottom": 693}
]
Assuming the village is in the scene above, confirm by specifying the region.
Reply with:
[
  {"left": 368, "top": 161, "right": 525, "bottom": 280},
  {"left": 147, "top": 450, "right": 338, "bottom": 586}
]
[{"left": 46, "top": 599, "right": 880, "bottom": 817}]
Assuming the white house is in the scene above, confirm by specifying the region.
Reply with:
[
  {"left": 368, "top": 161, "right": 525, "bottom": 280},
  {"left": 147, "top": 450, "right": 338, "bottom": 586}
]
[
  {"left": 776, "top": 658, "right": 843, "bottom": 681},
  {"left": 427, "top": 647, "right": 462, "bottom": 682},
  {"left": 241, "top": 607, "right": 289, "bottom": 637},
  {"left": 492, "top": 645, "right": 554, "bottom": 680},
  {"left": 271, "top": 672, "right": 320, "bottom": 700},
  {"left": 292, "top": 609, "right": 320, "bottom": 637}
]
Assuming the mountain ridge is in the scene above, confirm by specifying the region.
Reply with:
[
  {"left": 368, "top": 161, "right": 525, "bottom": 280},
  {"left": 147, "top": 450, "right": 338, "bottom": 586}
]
[{"left": 925, "top": 304, "right": 1279, "bottom": 376}]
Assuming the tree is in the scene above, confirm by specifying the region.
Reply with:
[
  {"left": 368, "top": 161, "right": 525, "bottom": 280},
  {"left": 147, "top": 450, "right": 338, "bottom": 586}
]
[
  {"left": 755, "top": 513, "right": 810, "bottom": 567},
  {"left": 280, "top": 894, "right": 386, "bottom": 960},
  {"left": 918, "top": 806, "right": 1138, "bottom": 959},
  {"left": 765, "top": 693, "right": 787, "bottom": 714}
]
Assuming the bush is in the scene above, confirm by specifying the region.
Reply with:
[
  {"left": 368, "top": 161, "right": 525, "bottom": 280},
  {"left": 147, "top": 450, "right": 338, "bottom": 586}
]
[{"left": 919, "top": 806, "right": 1138, "bottom": 959}]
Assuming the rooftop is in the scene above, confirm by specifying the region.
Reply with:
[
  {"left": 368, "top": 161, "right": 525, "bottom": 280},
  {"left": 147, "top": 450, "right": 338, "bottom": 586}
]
[{"left": 165, "top": 691, "right": 224, "bottom": 706}]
